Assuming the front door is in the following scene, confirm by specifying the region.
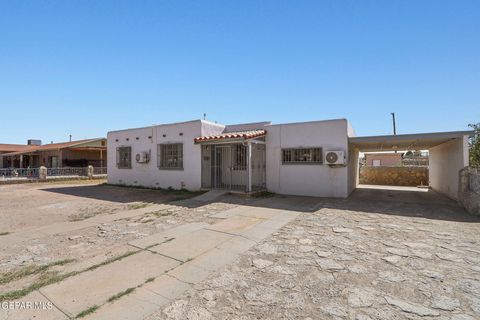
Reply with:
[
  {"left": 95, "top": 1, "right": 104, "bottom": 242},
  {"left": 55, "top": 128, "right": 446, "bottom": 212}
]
[{"left": 213, "top": 145, "right": 232, "bottom": 189}]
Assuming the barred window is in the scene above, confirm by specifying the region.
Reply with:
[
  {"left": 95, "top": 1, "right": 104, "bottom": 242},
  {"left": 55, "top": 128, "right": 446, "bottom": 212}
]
[
  {"left": 117, "top": 146, "right": 132, "bottom": 169},
  {"left": 158, "top": 143, "right": 183, "bottom": 169},
  {"left": 233, "top": 144, "right": 247, "bottom": 170},
  {"left": 282, "top": 147, "right": 323, "bottom": 164}
]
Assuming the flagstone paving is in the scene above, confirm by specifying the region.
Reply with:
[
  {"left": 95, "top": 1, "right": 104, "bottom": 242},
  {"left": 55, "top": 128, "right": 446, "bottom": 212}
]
[
  {"left": 3, "top": 186, "right": 480, "bottom": 320},
  {"left": 145, "top": 188, "right": 480, "bottom": 320}
]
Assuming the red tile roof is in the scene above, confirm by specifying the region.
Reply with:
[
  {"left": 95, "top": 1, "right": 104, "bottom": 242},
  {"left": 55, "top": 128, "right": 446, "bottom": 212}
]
[
  {"left": 0, "top": 144, "right": 31, "bottom": 153},
  {"left": 194, "top": 130, "right": 266, "bottom": 143}
]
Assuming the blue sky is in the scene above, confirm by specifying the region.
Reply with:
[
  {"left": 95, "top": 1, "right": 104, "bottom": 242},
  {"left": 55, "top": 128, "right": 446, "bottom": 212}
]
[{"left": 0, "top": 1, "right": 479, "bottom": 144}]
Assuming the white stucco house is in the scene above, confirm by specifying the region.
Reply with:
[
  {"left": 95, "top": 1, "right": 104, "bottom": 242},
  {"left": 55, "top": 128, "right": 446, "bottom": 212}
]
[{"left": 107, "top": 118, "right": 472, "bottom": 199}]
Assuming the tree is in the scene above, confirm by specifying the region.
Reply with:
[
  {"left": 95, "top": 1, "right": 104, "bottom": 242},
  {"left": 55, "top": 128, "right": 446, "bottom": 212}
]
[{"left": 469, "top": 123, "right": 480, "bottom": 167}]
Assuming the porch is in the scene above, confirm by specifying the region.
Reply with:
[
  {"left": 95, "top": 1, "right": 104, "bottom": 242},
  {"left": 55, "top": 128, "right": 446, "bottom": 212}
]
[{"left": 195, "top": 130, "right": 267, "bottom": 192}]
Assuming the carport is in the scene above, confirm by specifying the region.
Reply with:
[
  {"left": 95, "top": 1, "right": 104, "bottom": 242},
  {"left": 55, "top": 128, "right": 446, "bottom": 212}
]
[{"left": 348, "top": 130, "right": 473, "bottom": 200}]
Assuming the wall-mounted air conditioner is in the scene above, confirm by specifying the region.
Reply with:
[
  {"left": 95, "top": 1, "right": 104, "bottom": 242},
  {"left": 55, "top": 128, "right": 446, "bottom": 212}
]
[
  {"left": 135, "top": 151, "right": 150, "bottom": 163},
  {"left": 325, "top": 151, "right": 345, "bottom": 165}
]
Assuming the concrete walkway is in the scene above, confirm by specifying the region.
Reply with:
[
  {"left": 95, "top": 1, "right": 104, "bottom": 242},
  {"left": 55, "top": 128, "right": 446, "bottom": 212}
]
[{"left": 2, "top": 205, "right": 299, "bottom": 320}]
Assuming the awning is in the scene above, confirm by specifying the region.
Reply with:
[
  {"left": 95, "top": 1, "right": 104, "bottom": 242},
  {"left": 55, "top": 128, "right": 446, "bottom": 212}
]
[
  {"left": 349, "top": 130, "right": 474, "bottom": 152},
  {"left": 194, "top": 129, "right": 266, "bottom": 144}
]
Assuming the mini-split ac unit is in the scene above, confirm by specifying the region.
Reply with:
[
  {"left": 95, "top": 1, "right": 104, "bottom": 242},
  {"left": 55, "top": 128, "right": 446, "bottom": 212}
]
[
  {"left": 325, "top": 151, "right": 345, "bottom": 165},
  {"left": 135, "top": 151, "right": 150, "bottom": 163}
]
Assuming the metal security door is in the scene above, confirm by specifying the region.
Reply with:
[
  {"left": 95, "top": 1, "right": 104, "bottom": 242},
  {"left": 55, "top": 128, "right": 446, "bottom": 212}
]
[{"left": 214, "top": 145, "right": 232, "bottom": 189}]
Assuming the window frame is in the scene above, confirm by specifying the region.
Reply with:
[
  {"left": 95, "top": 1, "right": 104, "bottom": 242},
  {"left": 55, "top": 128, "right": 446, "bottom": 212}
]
[
  {"left": 116, "top": 146, "right": 132, "bottom": 169},
  {"left": 157, "top": 143, "right": 184, "bottom": 170},
  {"left": 281, "top": 147, "right": 323, "bottom": 165}
]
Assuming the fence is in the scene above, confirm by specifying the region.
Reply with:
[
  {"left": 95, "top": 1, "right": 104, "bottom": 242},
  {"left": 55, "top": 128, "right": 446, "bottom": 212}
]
[
  {"left": 47, "top": 167, "right": 88, "bottom": 176},
  {"left": 0, "top": 168, "right": 39, "bottom": 178},
  {"left": 0, "top": 167, "right": 107, "bottom": 180}
]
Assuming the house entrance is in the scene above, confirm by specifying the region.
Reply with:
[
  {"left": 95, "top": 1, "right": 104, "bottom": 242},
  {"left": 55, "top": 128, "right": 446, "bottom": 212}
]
[{"left": 201, "top": 143, "right": 265, "bottom": 192}]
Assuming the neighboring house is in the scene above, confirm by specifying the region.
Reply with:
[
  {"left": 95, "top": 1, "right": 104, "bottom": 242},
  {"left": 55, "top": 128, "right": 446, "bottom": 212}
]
[
  {"left": 365, "top": 152, "right": 403, "bottom": 167},
  {"left": 108, "top": 118, "right": 472, "bottom": 200},
  {"left": 0, "top": 144, "right": 31, "bottom": 168},
  {"left": 1, "top": 138, "right": 107, "bottom": 168}
]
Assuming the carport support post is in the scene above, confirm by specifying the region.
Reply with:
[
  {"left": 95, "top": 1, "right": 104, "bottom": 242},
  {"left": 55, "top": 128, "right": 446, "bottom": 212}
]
[{"left": 247, "top": 141, "right": 252, "bottom": 192}]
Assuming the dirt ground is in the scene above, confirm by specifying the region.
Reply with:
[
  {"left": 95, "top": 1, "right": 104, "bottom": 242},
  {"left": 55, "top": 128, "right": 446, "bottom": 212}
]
[
  {"left": 0, "top": 181, "right": 238, "bottom": 280},
  {"left": 0, "top": 180, "right": 205, "bottom": 232},
  {"left": 1, "top": 182, "right": 480, "bottom": 320}
]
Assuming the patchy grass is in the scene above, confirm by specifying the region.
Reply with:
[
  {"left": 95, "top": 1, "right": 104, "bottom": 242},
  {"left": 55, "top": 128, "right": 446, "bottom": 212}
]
[
  {"left": 0, "top": 259, "right": 75, "bottom": 285},
  {"left": 0, "top": 231, "right": 10, "bottom": 236},
  {"left": 107, "top": 287, "right": 136, "bottom": 303},
  {"left": 0, "top": 251, "right": 140, "bottom": 302},
  {"left": 0, "top": 270, "right": 77, "bottom": 301},
  {"left": 146, "top": 209, "right": 172, "bottom": 217},
  {"left": 127, "top": 202, "right": 151, "bottom": 210},
  {"left": 75, "top": 305, "right": 100, "bottom": 318},
  {"left": 250, "top": 191, "right": 275, "bottom": 198}
]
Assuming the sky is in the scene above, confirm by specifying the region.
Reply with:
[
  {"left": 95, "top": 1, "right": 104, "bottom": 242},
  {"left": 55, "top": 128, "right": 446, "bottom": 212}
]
[{"left": 0, "top": 0, "right": 479, "bottom": 144}]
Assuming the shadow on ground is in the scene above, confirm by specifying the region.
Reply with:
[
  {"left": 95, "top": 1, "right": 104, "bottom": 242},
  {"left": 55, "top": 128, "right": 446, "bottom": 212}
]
[
  {"left": 40, "top": 184, "right": 204, "bottom": 205},
  {"left": 41, "top": 183, "right": 480, "bottom": 223}
]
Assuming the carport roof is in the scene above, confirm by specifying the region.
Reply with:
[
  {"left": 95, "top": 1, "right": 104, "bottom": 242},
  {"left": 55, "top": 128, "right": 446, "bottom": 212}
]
[{"left": 349, "top": 130, "right": 474, "bottom": 152}]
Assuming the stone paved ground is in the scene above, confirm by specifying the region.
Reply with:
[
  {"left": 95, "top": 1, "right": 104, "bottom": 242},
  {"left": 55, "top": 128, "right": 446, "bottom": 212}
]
[{"left": 147, "top": 187, "right": 480, "bottom": 320}]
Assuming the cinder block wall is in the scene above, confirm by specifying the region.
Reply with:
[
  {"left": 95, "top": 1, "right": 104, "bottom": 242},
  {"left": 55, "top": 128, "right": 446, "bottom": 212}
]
[{"left": 359, "top": 166, "right": 428, "bottom": 186}]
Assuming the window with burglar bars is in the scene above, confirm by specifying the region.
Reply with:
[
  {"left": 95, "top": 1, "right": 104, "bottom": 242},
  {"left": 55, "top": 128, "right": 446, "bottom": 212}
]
[
  {"left": 117, "top": 146, "right": 132, "bottom": 169},
  {"left": 233, "top": 144, "right": 247, "bottom": 170},
  {"left": 158, "top": 143, "right": 183, "bottom": 169},
  {"left": 282, "top": 147, "right": 323, "bottom": 164}
]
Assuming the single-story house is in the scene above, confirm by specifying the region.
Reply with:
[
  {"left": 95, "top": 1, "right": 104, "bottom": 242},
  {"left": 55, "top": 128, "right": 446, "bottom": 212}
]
[
  {"left": 1, "top": 138, "right": 107, "bottom": 168},
  {"left": 107, "top": 119, "right": 473, "bottom": 199}
]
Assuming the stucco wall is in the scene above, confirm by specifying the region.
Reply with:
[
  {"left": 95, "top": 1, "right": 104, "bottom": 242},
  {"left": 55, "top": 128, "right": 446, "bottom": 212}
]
[
  {"left": 429, "top": 136, "right": 469, "bottom": 200},
  {"left": 107, "top": 120, "right": 223, "bottom": 190},
  {"left": 359, "top": 166, "right": 428, "bottom": 186},
  {"left": 365, "top": 153, "right": 402, "bottom": 167},
  {"left": 347, "top": 144, "right": 359, "bottom": 195},
  {"left": 265, "top": 119, "right": 350, "bottom": 198}
]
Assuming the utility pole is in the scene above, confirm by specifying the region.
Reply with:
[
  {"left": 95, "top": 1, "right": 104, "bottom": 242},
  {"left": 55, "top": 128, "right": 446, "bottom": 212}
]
[
  {"left": 391, "top": 112, "right": 397, "bottom": 153},
  {"left": 391, "top": 112, "right": 397, "bottom": 135}
]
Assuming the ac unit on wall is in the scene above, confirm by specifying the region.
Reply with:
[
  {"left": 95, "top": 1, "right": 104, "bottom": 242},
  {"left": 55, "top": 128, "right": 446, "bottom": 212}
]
[
  {"left": 324, "top": 151, "right": 345, "bottom": 165},
  {"left": 135, "top": 151, "right": 150, "bottom": 163}
]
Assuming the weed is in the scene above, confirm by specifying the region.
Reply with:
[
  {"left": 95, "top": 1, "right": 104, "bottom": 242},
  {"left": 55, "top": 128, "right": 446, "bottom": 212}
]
[
  {"left": 144, "top": 277, "right": 155, "bottom": 283},
  {"left": 127, "top": 202, "right": 150, "bottom": 210},
  {"left": 250, "top": 191, "right": 275, "bottom": 198},
  {"left": 75, "top": 305, "right": 100, "bottom": 318},
  {"left": 107, "top": 287, "right": 136, "bottom": 303},
  {"left": 146, "top": 209, "right": 172, "bottom": 217},
  {"left": 0, "top": 251, "right": 139, "bottom": 302},
  {"left": 0, "top": 259, "right": 75, "bottom": 285}
]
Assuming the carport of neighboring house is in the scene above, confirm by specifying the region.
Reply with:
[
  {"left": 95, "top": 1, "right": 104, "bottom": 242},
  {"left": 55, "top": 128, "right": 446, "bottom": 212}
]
[{"left": 349, "top": 130, "right": 474, "bottom": 200}]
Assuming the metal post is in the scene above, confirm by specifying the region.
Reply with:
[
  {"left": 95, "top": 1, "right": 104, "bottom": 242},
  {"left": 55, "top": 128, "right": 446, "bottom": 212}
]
[
  {"left": 247, "top": 142, "right": 252, "bottom": 192},
  {"left": 391, "top": 112, "right": 397, "bottom": 153},
  {"left": 391, "top": 112, "right": 397, "bottom": 135}
]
